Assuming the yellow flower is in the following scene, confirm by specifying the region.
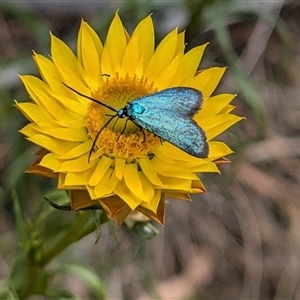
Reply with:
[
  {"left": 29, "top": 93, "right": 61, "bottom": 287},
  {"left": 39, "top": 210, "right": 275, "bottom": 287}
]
[{"left": 16, "top": 12, "right": 242, "bottom": 225}]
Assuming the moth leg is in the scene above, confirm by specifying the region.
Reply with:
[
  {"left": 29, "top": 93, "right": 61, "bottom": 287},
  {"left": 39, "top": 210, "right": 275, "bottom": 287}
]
[
  {"left": 117, "top": 118, "right": 130, "bottom": 141},
  {"left": 140, "top": 127, "right": 146, "bottom": 143},
  {"left": 105, "top": 113, "right": 119, "bottom": 130},
  {"left": 111, "top": 116, "right": 120, "bottom": 131},
  {"left": 131, "top": 120, "right": 146, "bottom": 142},
  {"left": 88, "top": 115, "right": 117, "bottom": 162}
]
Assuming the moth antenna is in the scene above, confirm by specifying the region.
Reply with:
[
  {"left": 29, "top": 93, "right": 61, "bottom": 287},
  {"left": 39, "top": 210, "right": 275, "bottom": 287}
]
[
  {"left": 63, "top": 82, "right": 117, "bottom": 113},
  {"left": 88, "top": 115, "right": 118, "bottom": 162}
]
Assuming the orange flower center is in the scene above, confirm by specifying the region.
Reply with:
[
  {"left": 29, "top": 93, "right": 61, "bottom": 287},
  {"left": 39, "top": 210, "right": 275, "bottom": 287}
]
[{"left": 86, "top": 73, "right": 161, "bottom": 162}]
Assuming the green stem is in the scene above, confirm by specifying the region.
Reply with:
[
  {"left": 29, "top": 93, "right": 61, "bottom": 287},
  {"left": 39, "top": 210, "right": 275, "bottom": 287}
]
[
  {"left": 15, "top": 211, "right": 109, "bottom": 299},
  {"left": 41, "top": 212, "right": 96, "bottom": 267}
]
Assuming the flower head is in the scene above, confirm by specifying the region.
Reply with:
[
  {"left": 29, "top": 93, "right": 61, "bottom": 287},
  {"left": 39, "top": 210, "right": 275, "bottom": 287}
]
[{"left": 16, "top": 12, "right": 242, "bottom": 225}]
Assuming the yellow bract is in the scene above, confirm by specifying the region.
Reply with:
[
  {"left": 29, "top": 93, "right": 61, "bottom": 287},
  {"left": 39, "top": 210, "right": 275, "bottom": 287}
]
[{"left": 16, "top": 12, "right": 242, "bottom": 225}]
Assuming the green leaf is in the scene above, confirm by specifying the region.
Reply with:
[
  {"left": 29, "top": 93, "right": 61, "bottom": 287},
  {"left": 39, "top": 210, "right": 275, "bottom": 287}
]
[
  {"left": 0, "top": 285, "right": 20, "bottom": 300},
  {"left": 53, "top": 264, "right": 106, "bottom": 300},
  {"left": 45, "top": 288, "right": 78, "bottom": 299},
  {"left": 12, "top": 190, "right": 28, "bottom": 248}
]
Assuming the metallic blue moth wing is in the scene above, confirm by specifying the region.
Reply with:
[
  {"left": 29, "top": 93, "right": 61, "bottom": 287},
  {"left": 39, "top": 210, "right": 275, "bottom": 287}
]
[
  {"left": 127, "top": 87, "right": 208, "bottom": 158},
  {"left": 132, "top": 87, "right": 202, "bottom": 117},
  {"left": 130, "top": 107, "right": 208, "bottom": 158}
]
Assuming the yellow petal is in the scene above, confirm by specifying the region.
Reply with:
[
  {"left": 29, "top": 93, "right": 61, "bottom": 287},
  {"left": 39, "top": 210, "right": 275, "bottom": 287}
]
[
  {"left": 172, "top": 43, "right": 208, "bottom": 85},
  {"left": 194, "top": 161, "right": 220, "bottom": 173},
  {"left": 121, "top": 15, "right": 154, "bottom": 76},
  {"left": 153, "top": 145, "right": 182, "bottom": 164},
  {"left": 198, "top": 93, "right": 236, "bottom": 118},
  {"left": 151, "top": 156, "right": 196, "bottom": 179},
  {"left": 60, "top": 178, "right": 85, "bottom": 190},
  {"left": 221, "top": 104, "right": 236, "bottom": 114},
  {"left": 20, "top": 75, "right": 48, "bottom": 108},
  {"left": 154, "top": 141, "right": 209, "bottom": 166},
  {"left": 39, "top": 152, "right": 61, "bottom": 171},
  {"left": 28, "top": 134, "right": 78, "bottom": 155},
  {"left": 94, "top": 169, "right": 119, "bottom": 198},
  {"left": 25, "top": 85, "right": 86, "bottom": 126},
  {"left": 137, "top": 194, "right": 165, "bottom": 224},
  {"left": 191, "top": 178, "right": 206, "bottom": 193},
  {"left": 19, "top": 123, "right": 39, "bottom": 137},
  {"left": 201, "top": 68, "right": 227, "bottom": 99},
  {"left": 200, "top": 114, "right": 243, "bottom": 140},
  {"left": 138, "top": 157, "right": 164, "bottom": 186},
  {"left": 123, "top": 163, "right": 143, "bottom": 199},
  {"left": 114, "top": 180, "right": 142, "bottom": 210},
  {"left": 89, "top": 156, "right": 113, "bottom": 186},
  {"left": 56, "top": 154, "right": 97, "bottom": 172},
  {"left": 100, "top": 46, "right": 112, "bottom": 75},
  {"left": 65, "top": 169, "right": 93, "bottom": 186},
  {"left": 115, "top": 157, "right": 126, "bottom": 180},
  {"left": 134, "top": 15, "right": 155, "bottom": 75},
  {"left": 139, "top": 172, "right": 155, "bottom": 204},
  {"left": 54, "top": 60, "right": 89, "bottom": 96},
  {"left": 208, "top": 141, "right": 233, "bottom": 159},
  {"left": 33, "top": 53, "right": 64, "bottom": 93},
  {"left": 59, "top": 140, "right": 91, "bottom": 159},
  {"left": 77, "top": 20, "right": 103, "bottom": 86},
  {"left": 185, "top": 67, "right": 226, "bottom": 99},
  {"left": 93, "top": 168, "right": 113, "bottom": 196},
  {"left": 105, "top": 12, "right": 128, "bottom": 74},
  {"left": 160, "top": 176, "right": 194, "bottom": 192},
  {"left": 165, "top": 192, "right": 191, "bottom": 200},
  {"left": 140, "top": 189, "right": 161, "bottom": 213},
  {"left": 16, "top": 102, "right": 54, "bottom": 126},
  {"left": 154, "top": 144, "right": 216, "bottom": 172},
  {"left": 20, "top": 76, "right": 84, "bottom": 123},
  {"left": 48, "top": 91, "right": 87, "bottom": 118},
  {"left": 175, "top": 31, "right": 185, "bottom": 56},
  {"left": 155, "top": 53, "right": 183, "bottom": 90},
  {"left": 51, "top": 33, "right": 82, "bottom": 79},
  {"left": 33, "top": 127, "right": 88, "bottom": 142},
  {"left": 144, "top": 28, "right": 178, "bottom": 82}
]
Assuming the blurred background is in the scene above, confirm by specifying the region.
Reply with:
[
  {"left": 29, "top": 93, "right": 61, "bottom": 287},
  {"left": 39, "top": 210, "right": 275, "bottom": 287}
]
[{"left": 1, "top": 0, "right": 300, "bottom": 299}]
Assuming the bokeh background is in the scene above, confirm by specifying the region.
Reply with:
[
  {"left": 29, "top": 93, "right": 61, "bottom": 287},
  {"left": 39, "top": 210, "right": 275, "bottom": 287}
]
[{"left": 1, "top": 0, "right": 300, "bottom": 299}]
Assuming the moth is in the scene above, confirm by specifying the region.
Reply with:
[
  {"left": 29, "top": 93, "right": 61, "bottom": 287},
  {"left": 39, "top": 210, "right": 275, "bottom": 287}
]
[{"left": 64, "top": 83, "right": 209, "bottom": 160}]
